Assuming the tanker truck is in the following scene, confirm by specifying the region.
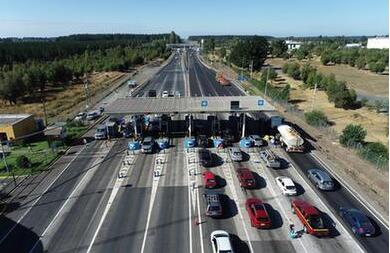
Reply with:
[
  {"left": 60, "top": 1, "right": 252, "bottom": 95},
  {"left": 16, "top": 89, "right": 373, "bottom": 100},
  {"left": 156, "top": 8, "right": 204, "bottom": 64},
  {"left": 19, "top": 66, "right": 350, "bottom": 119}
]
[{"left": 277, "top": 125, "right": 304, "bottom": 152}]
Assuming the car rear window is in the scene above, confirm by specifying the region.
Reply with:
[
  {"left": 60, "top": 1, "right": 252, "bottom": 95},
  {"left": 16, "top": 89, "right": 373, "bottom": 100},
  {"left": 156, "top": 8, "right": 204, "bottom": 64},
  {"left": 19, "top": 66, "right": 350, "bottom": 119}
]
[
  {"left": 209, "top": 206, "right": 221, "bottom": 211},
  {"left": 286, "top": 185, "right": 295, "bottom": 190}
]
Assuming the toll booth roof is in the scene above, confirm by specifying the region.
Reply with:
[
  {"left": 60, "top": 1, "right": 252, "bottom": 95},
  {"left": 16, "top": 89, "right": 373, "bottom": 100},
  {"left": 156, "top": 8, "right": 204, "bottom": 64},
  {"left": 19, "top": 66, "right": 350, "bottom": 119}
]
[{"left": 104, "top": 96, "right": 275, "bottom": 115}]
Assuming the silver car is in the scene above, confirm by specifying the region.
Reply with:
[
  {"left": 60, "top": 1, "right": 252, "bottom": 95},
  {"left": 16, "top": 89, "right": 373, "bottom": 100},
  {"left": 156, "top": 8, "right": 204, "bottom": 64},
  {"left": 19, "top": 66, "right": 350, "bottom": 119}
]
[
  {"left": 249, "top": 134, "right": 263, "bottom": 147},
  {"left": 307, "top": 169, "right": 334, "bottom": 191},
  {"left": 260, "top": 150, "right": 281, "bottom": 168},
  {"left": 229, "top": 147, "right": 242, "bottom": 162}
]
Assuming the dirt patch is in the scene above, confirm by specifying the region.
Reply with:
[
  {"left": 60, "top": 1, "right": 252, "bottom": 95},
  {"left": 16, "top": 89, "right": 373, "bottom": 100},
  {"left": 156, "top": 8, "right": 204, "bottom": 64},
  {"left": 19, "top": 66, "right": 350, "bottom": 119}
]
[
  {"left": 0, "top": 71, "right": 124, "bottom": 121},
  {"left": 267, "top": 57, "right": 389, "bottom": 98}
]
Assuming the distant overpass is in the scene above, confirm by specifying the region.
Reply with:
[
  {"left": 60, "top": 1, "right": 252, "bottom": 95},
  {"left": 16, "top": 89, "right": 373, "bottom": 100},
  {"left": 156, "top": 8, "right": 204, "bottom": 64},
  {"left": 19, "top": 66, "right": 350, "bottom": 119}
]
[{"left": 166, "top": 41, "right": 199, "bottom": 49}]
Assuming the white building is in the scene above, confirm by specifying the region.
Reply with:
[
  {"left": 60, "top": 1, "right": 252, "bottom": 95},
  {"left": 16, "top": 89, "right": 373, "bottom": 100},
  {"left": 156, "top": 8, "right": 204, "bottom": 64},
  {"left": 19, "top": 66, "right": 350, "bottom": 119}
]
[
  {"left": 367, "top": 37, "right": 389, "bottom": 49},
  {"left": 285, "top": 40, "right": 303, "bottom": 51}
]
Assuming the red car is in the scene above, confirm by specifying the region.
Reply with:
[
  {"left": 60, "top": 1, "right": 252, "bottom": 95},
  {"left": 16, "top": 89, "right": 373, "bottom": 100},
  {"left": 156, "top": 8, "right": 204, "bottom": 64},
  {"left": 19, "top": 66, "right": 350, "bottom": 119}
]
[
  {"left": 202, "top": 171, "right": 217, "bottom": 188},
  {"left": 236, "top": 168, "right": 256, "bottom": 189},
  {"left": 246, "top": 198, "right": 272, "bottom": 228}
]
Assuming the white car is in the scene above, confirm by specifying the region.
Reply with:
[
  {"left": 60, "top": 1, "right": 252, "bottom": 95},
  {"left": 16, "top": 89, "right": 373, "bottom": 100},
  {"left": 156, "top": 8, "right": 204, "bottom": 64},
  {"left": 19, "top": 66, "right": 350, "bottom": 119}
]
[
  {"left": 74, "top": 112, "right": 86, "bottom": 121},
  {"left": 275, "top": 176, "right": 297, "bottom": 196},
  {"left": 210, "top": 230, "right": 234, "bottom": 253},
  {"left": 228, "top": 147, "right": 242, "bottom": 162},
  {"left": 162, "top": 91, "right": 169, "bottom": 98}
]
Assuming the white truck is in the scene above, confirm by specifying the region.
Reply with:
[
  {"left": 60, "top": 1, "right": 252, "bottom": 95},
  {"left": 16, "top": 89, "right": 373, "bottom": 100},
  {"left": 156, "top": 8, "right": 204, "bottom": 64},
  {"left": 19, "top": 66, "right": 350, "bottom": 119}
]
[{"left": 277, "top": 125, "right": 304, "bottom": 152}]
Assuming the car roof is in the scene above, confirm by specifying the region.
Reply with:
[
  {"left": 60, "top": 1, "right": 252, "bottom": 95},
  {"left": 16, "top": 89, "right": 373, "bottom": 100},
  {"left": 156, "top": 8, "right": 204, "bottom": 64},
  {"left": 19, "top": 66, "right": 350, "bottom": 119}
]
[
  {"left": 144, "top": 136, "right": 153, "bottom": 141},
  {"left": 293, "top": 199, "right": 320, "bottom": 216},
  {"left": 279, "top": 176, "right": 294, "bottom": 186},
  {"left": 237, "top": 168, "right": 253, "bottom": 178},
  {"left": 309, "top": 169, "right": 332, "bottom": 181},
  {"left": 250, "top": 135, "right": 260, "bottom": 138},
  {"left": 203, "top": 171, "right": 215, "bottom": 179},
  {"left": 346, "top": 208, "right": 369, "bottom": 221},
  {"left": 230, "top": 147, "right": 240, "bottom": 152}
]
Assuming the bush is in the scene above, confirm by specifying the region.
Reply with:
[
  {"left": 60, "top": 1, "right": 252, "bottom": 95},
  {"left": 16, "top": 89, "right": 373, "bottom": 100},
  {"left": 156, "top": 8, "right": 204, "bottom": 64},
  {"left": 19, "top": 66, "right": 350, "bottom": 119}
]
[
  {"left": 359, "top": 142, "right": 388, "bottom": 168},
  {"left": 339, "top": 124, "right": 367, "bottom": 146},
  {"left": 261, "top": 68, "right": 277, "bottom": 81},
  {"left": 16, "top": 155, "right": 31, "bottom": 168},
  {"left": 282, "top": 62, "right": 301, "bottom": 80},
  {"left": 304, "top": 110, "right": 329, "bottom": 127},
  {"left": 368, "top": 61, "right": 386, "bottom": 73}
]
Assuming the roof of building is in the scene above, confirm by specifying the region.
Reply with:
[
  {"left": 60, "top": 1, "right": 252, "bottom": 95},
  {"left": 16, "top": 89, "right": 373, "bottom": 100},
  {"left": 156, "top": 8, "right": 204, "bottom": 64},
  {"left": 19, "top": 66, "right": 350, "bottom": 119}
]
[
  {"left": 0, "top": 114, "right": 33, "bottom": 126},
  {"left": 104, "top": 96, "right": 275, "bottom": 115}
]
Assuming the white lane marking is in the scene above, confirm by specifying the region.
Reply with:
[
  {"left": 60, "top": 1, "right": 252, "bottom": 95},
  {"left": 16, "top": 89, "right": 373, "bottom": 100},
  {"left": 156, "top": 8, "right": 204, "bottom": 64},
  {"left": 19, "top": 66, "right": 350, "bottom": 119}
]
[
  {"left": 311, "top": 151, "right": 389, "bottom": 229},
  {"left": 0, "top": 145, "right": 87, "bottom": 246},
  {"left": 86, "top": 154, "right": 136, "bottom": 253},
  {"left": 140, "top": 153, "right": 163, "bottom": 253},
  {"left": 28, "top": 142, "right": 114, "bottom": 253},
  {"left": 276, "top": 149, "right": 365, "bottom": 253},
  {"left": 187, "top": 164, "right": 193, "bottom": 253},
  {"left": 255, "top": 158, "right": 309, "bottom": 253},
  {"left": 224, "top": 153, "right": 254, "bottom": 253},
  {"left": 196, "top": 183, "right": 205, "bottom": 253}
]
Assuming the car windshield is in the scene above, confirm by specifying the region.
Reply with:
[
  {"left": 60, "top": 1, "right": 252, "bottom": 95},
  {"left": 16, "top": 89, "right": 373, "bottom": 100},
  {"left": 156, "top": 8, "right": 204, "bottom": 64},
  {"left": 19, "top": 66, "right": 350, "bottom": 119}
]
[
  {"left": 207, "top": 179, "right": 216, "bottom": 183},
  {"left": 220, "top": 251, "right": 232, "bottom": 253},
  {"left": 286, "top": 186, "right": 295, "bottom": 190},
  {"left": 97, "top": 128, "right": 105, "bottom": 133},
  {"left": 254, "top": 204, "right": 264, "bottom": 210},
  {"left": 143, "top": 141, "right": 151, "bottom": 145},
  {"left": 308, "top": 215, "right": 325, "bottom": 228},
  {"left": 209, "top": 206, "right": 221, "bottom": 211},
  {"left": 246, "top": 179, "right": 254, "bottom": 183},
  {"left": 233, "top": 152, "right": 241, "bottom": 156},
  {"left": 257, "top": 217, "right": 269, "bottom": 222}
]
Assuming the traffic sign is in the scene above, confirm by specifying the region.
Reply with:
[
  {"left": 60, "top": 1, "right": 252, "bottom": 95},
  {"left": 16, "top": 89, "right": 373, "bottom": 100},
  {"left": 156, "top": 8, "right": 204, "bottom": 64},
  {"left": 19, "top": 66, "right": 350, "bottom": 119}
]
[
  {"left": 201, "top": 100, "right": 208, "bottom": 107},
  {"left": 258, "top": 99, "right": 264, "bottom": 106}
]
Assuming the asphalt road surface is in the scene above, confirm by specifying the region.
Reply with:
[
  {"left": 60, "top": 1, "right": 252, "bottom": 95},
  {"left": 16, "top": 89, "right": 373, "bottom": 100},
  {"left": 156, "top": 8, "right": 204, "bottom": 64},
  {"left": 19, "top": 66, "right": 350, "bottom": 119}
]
[{"left": 0, "top": 49, "right": 387, "bottom": 253}]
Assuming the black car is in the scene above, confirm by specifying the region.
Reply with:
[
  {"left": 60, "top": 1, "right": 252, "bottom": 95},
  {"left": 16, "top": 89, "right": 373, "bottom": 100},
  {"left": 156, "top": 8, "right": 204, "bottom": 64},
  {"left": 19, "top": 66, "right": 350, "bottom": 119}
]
[
  {"left": 221, "top": 129, "right": 236, "bottom": 146},
  {"left": 198, "top": 135, "right": 212, "bottom": 148},
  {"left": 198, "top": 148, "right": 213, "bottom": 167},
  {"left": 339, "top": 207, "right": 376, "bottom": 237}
]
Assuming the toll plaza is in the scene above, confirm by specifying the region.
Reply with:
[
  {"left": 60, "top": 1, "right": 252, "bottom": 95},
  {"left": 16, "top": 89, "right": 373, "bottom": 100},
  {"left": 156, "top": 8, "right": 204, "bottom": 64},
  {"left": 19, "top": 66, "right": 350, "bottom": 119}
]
[{"left": 104, "top": 96, "right": 276, "bottom": 140}]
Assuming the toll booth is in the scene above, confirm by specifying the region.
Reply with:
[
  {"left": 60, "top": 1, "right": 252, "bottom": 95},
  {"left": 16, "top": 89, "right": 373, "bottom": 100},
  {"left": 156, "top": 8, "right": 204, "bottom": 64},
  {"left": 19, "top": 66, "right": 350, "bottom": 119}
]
[{"left": 104, "top": 96, "right": 276, "bottom": 139}]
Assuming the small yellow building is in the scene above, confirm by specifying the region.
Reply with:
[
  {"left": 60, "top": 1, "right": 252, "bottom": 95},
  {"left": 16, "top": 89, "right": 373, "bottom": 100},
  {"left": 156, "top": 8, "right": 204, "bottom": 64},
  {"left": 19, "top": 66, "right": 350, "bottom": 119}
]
[{"left": 0, "top": 114, "right": 36, "bottom": 141}]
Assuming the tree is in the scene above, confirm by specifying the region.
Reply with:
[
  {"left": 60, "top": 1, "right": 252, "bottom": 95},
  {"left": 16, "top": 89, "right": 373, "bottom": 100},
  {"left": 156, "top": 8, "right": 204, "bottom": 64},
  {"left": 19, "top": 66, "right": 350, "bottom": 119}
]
[
  {"left": 229, "top": 36, "right": 268, "bottom": 71},
  {"left": 300, "top": 63, "right": 316, "bottom": 84},
  {"left": 169, "top": 31, "right": 181, "bottom": 44},
  {"left": 355, "top": 56, "right": 366, "bottom": 69},
  {"left": 321, "top": 51, "right": 332, "bottom": 65},
  {"left": 203, "top": 38, "right": 215, "bottom": 53},
  {"left": 261, "top": 68, "right": 277, "bottom": 81},
  {"left": 368, "top": 61, "right": 386, "bottom": 73},
  {"left": 304, "top": 110, "right": 329, "bottom": 127},
  {"left": 339, "top": 124, "right": 367, "bottom": 146},
  {"left": 270, "top": 40, "right": 287, "bottom": 57}
]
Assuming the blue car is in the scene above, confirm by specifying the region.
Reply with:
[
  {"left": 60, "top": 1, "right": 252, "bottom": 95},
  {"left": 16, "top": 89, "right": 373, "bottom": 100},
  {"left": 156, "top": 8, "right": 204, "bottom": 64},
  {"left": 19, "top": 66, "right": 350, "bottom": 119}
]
[
  {"left": 339, "top": 207, "right": 376, "bottom": 237},
  {"left": 184, "top": 137, "right": 197, "bottom": 148}
]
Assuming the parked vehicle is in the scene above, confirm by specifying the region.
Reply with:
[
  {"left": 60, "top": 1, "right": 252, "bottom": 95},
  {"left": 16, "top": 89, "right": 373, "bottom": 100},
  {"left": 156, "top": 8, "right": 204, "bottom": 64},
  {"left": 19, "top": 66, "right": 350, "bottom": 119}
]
[
  {"left": 236, "top": 168, "right": 256, "bottom": 189},
  {"left": 204, "top": 193, "right": 223, "bottom": 217},
  {"left": 162, "top": 90, "right": 169, "bottom": 98},
  {"left": 169, "top": 91, "right": 175, "bottom": 97},
  {"left": 142, "top": 137, "right": 155, "bottom": 154},
  {"left": 94, "top": 125, "right": 107, "bottom": 140},
  {"left": 127, "top": 79, "right": 137, "bottom": 88},
  {"left": 198, "top": 134, "right": 212, "bottom": 148},
  {"left": 148, "top": 89, "right": 157, "bottom": 97},
  {"left": 277, "top": 125, "right": 304, "bottom": 152},
  {"left": 210, "top": 230, "right": 234, "bottom": 253},
  {"left": 185, "top": 137, "right": 197, "bottom": 148},
  {"left": 339, "top": 207, "right": 375, "bottom": 237},
  {"left": 307, "top": 169, "right": 334, "bottom": 191},
  {"left": 199, "top": 148, "right": 214, "bottom": 167},
  {"left": 203, "top": 171, "right": 217, "bottom": 189},
  {"left": 245, "top": 198, "right": 272, "bottom": 228},
  {"left": 74, "top": 112, "right": 87, "bottom": 121},
  {"left": 275, "top": 176, "right": 297, "bottom": 196},
  {"left": 86, "top": 111, "right": 99, "bottom": 121},
  {"left": 221, "top": 129, "right": 236, "bottom": 145},
  {"left": 229, "top": 147, "right": 242, "bottom": 162},
  {"left": 106, "top": 121, "right": 119, "bottom": 138},
  {"left": 260, "top": 150, "right": 281, "bottom": 168},
  {"left": 291, "top": 199, "right": 329, "bottom": 236},
  {"left": 248, "top": 135, "right": 263, "bottom": 147}
]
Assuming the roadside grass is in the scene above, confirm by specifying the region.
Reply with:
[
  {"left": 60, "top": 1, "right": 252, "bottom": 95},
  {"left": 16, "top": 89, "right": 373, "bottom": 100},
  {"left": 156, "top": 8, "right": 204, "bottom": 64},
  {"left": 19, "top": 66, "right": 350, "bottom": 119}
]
[
  {"left": 267, "top": 57, "right": 388, "bottom": 97},
  {"left": 0, "top": 140, "right": 58, "bottom": 177}
]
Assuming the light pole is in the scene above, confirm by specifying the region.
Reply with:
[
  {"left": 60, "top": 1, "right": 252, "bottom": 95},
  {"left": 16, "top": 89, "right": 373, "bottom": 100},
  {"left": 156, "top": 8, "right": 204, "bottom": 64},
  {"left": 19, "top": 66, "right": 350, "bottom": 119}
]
[
  {"left": 264, "top": 67, "right": 270, "bottom": 97},
  {"left": 84, "top": 79, "right": 90, "bottom": 110}
]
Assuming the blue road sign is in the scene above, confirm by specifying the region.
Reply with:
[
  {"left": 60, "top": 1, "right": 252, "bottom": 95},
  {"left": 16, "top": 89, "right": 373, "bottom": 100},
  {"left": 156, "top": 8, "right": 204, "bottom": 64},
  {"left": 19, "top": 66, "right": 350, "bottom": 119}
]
[
  {"left": 258, "top": 99, "right": 264, "bottom": 106},
  {"left": 201, "top": 100, "right": 208, "bottom": 107}
]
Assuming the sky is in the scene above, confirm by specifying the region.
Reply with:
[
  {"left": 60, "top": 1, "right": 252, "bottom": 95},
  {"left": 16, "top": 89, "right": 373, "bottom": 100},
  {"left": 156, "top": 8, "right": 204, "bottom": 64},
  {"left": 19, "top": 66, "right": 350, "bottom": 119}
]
[{"left": 0, "top": 0, "right": 388, "bottom": 38}]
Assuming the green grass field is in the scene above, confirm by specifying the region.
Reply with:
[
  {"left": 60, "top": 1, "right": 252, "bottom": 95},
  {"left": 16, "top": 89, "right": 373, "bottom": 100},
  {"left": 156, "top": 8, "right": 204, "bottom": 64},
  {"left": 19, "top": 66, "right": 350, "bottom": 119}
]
[{"left": 0, "top": 140, "right": 58, "bottom": 177}]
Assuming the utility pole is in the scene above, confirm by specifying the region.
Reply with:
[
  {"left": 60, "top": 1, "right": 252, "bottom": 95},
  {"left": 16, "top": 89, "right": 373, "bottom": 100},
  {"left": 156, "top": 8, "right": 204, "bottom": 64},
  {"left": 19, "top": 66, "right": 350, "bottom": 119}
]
[
  {"left": 311, "top": 82, "right": 318, "bottom": 111},
  {"left": 241, "top": 57, "right": 244, "bottom": 80},
  {"left": 264, "top": 67, "right": 270, "bottom": 97}
]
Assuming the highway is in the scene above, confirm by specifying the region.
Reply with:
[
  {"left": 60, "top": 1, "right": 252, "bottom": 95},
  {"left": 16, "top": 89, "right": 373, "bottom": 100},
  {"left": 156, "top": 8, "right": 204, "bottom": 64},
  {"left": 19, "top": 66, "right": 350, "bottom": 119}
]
[{"left": 0, "top": 48, "right": 387, "bottom": 253}]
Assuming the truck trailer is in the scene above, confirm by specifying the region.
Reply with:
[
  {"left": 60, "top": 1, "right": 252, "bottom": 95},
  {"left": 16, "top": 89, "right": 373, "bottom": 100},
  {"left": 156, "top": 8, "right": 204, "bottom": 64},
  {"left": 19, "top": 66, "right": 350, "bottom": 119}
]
[{"left": 277, "top": 125, "right": 304, "bottom": 152}]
